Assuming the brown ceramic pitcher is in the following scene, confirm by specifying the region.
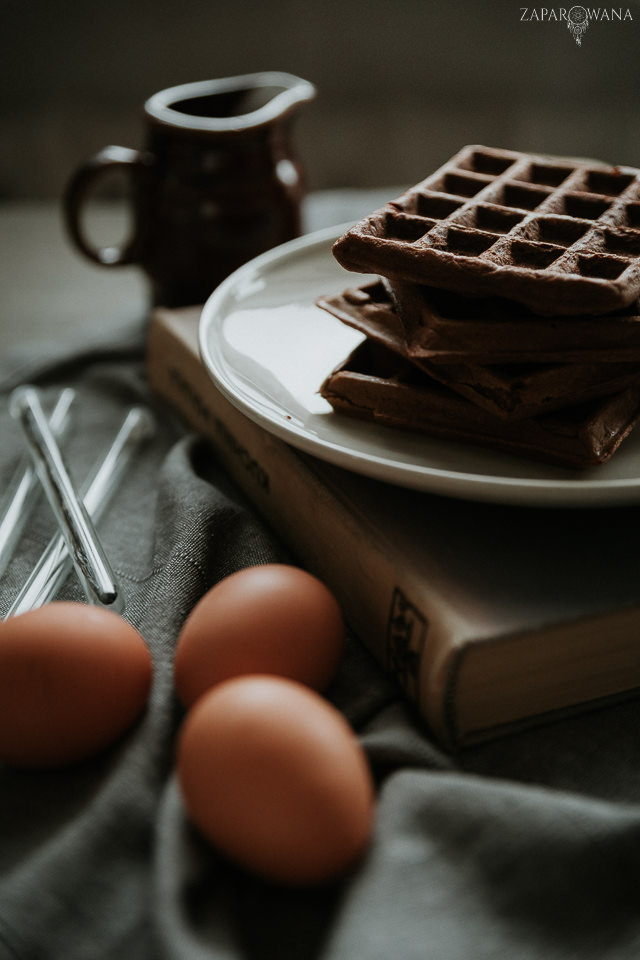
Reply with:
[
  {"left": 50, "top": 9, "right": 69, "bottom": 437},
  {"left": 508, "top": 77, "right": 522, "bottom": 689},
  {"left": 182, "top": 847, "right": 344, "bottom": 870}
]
[{"left": 63, "top": 73, "right": 316, "bottom": 307}]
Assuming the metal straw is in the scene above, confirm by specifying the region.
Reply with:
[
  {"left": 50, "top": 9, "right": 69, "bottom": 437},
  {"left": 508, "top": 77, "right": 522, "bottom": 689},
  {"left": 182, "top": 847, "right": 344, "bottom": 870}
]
[
  {"left": 10, "top": 385, "right": 119, "bottom": 606},
  {"left": 6, "top": 405, "right": 155, "bottom": 618},
  {"left": 0, "top": 388, "right": 75, "bottom": 581}
]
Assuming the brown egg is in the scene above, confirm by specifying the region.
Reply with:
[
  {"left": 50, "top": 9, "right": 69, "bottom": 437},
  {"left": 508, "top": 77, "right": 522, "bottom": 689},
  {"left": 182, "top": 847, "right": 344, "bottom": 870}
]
[
  {"left": 173, "top": 564, "right": 344, "bottom": 708},
  {"left": 176, "top": 675, "right": 375, "bottom": 885},
  {"left": 0, "top": 602, "right": 152, "bottom": 768}
]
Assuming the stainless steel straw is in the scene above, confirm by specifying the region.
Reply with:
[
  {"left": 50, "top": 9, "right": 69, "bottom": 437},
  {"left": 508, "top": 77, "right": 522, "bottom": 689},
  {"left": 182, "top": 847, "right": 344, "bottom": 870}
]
[
  {"left": 0, "top": 388, "right": 75, "bottom": 581},
  {"left": 6, "top": 405, "right": 155, "bottom": 618},
  {"left": 10, "top": 385, "right": 120, "bottom": 606}
]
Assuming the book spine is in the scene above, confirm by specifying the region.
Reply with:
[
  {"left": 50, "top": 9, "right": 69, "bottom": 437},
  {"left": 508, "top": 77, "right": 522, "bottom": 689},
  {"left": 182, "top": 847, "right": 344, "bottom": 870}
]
[{"left": 146, "top": 309, "right": 462, "bottom": 744}]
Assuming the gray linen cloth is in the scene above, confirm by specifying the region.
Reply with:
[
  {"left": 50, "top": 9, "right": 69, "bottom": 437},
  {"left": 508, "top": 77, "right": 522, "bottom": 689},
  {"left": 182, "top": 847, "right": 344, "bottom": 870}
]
[{"left": 0, "top": 326, "right": 640, "bottom": 960}]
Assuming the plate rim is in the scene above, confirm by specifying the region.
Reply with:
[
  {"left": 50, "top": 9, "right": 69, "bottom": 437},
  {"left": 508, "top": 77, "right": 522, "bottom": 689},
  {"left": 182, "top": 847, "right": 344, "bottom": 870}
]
[{"left": 199, "top": 223, "right": 640, "bottom": 508}]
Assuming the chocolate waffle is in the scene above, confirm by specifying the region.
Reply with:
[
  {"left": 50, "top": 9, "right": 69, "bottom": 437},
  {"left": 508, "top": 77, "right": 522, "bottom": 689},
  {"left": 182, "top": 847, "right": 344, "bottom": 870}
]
[
  {"left": 387, "top": 280, "right": 640, "bottom": 364},
  {"left": 317, "top": 282, "right": 640, "bottom": 420},
  {"left": 332, "top": 145, "right": 640, "bottom": 316},
  {"left": 320, "top": 340, "right": 640, "bottom": 468}
]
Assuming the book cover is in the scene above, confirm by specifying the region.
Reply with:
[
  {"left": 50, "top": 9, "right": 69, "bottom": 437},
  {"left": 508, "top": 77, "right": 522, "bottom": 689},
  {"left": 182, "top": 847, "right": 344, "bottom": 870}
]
[{"left": 146, "top": 306, "right": 640, "bottom": 747}]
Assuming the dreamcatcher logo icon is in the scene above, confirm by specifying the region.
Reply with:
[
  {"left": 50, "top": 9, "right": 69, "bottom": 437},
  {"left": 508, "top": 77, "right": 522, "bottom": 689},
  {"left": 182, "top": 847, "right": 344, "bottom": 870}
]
[{"left": 567, "top": 5, "right": 589, "bottom": 44}]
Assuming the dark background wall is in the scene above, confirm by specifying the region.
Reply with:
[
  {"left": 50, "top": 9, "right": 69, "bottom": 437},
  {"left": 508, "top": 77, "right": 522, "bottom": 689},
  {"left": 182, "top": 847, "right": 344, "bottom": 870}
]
[{"left": 3, "top": 0, "right": 640, "bottom": 199}]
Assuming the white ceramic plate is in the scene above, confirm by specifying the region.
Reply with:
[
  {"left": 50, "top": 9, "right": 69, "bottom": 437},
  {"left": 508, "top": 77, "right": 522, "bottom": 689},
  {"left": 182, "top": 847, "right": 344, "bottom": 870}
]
[{"left": 199, "top": 224, "right": 640, "bottom": 507}]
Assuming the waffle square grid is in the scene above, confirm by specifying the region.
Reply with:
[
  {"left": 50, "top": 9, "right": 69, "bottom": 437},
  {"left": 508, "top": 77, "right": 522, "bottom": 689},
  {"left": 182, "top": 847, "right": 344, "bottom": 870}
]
[{"left": 332, "top": 145, "right": 640, "bottom": 316}]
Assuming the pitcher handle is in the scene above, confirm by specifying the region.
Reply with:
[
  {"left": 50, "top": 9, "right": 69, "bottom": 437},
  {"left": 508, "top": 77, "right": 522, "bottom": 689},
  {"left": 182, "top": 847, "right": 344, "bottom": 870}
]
[{"left": 62, "top": 145, "right": 150, "bottom": 267}]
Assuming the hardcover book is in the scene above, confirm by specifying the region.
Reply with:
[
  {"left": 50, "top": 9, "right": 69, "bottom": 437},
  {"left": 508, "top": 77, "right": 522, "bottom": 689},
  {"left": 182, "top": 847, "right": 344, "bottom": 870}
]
[{"left": 146, "top": 306, "right": 640, "bottom": 746}]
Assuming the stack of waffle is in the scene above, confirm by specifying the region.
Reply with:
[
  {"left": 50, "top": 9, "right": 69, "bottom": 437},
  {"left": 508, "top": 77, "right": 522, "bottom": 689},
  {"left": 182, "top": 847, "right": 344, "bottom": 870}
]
[{"left": 318, "top": 145, "right": 640, "bottom": 468}]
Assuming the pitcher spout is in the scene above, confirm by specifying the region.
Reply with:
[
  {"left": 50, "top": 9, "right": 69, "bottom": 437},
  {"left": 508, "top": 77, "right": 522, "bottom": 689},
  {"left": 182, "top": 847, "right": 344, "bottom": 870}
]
[{"left": 145, "top": 73, "right": 316, "bottom": 134}]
